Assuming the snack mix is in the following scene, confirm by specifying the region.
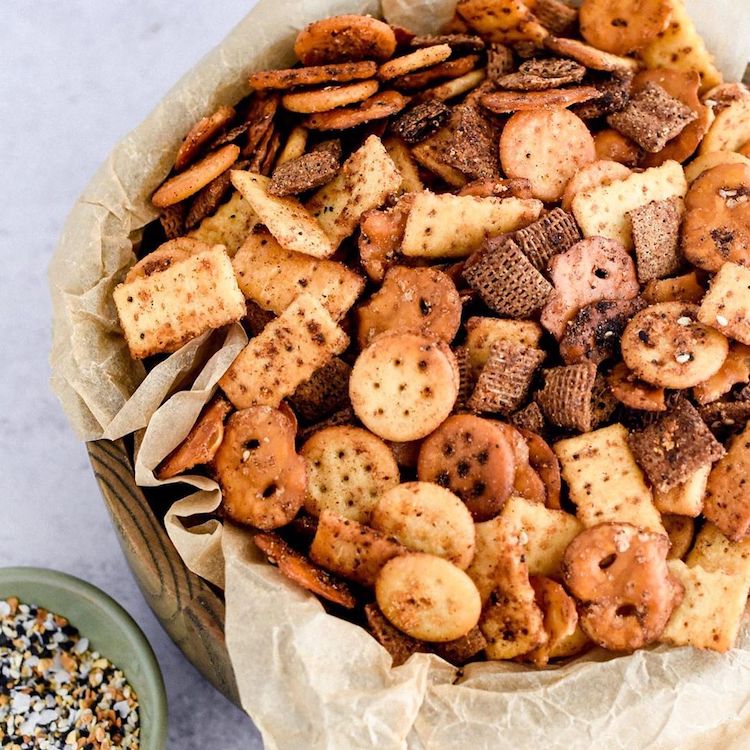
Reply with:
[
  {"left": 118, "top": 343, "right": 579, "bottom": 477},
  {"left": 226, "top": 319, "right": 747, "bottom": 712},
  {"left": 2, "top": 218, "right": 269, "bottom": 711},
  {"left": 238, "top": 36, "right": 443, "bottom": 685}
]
[{"left": 113, "top": 0, "right": 750, "bottom": 666}]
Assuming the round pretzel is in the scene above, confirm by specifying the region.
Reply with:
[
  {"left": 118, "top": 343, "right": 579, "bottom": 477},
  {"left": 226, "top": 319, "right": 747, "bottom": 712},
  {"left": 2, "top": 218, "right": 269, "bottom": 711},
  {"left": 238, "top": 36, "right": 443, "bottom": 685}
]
[
  {"left": 563, "top": 522, "right": 683, "bottom": 651},
  {"left": 215, "top": 406, "right": 306, "bottom": 530}
]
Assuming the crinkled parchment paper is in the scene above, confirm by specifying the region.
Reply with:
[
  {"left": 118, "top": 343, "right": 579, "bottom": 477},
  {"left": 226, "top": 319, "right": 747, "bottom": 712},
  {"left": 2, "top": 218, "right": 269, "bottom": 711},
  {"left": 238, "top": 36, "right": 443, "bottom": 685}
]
[{"left": 49, "top": 0, "right": 750, "bottom": 747}]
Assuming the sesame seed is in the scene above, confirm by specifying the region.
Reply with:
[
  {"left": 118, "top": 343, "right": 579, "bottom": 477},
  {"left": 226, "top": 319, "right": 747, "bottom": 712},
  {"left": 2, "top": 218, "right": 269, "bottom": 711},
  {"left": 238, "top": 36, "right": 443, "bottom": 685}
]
[
  {"left": 676, "top": 316, "right": 692, "bottom": 326},
  {"left": 675, "top": 352, "right": 691, "bottom": 363},
  {"left": 0, "top": 597, "right": 140, "bottom": 749},
  {"left": 716, "top": 315, "right": 728, "bottom": 326}
]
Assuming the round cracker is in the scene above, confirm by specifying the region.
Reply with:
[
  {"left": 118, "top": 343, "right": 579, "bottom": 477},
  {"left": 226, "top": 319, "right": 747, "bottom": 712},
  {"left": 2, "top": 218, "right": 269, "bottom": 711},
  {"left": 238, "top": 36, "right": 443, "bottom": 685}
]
[
  {"left": 294, "top": 15, "right": 397, "bottom": 65},
  {"left": 152, "top": 144, "right": 239, "bottom": 207},
  {"left": 249, "top": 61, "right": 378, "bottom": 91},
  {"left": 662, "top": 514, "right": 695, "bottom": 560},
  {"left": 349, "top": 331, "right": 458, "bottom": 441},
  {"left": 175, "top": 105, "right": 236, "bottom": 171},
  {"left": 371, "top": 482, "right": 476, "bottom": 569},
  {"left": 500, "top": 108, "right": 596, "bottom": 202},
  {"left": 544, "top": 36, "right": 642, "bottom": 73},
  {"left": 281, "top": 80, "right": 379, "bottom": 114},
  {"left": 356, "top": 266, "right": 462, "bottom": 348},
  {"left": 417, "top": 414, "right": 516, "bottom": 522},
  {"left": 481, "top": 86, "right": 600, "bottom": 114},
  {"left": 301, "top": 425, "right": 400, "bottom": 523},
  {"left": 304, "top": 91, "right": 407, "bottom": 130},
  {"left": 684, "top": 150, "right": 750, "bottom": 184},
  {"left": 621, "top": 302, "right": 729, "bottom": 388},
  {"left": 378, "top": 44, "right": 452, "bottom": 81},
  {"left": 376, "top": 553, "right": 481, "bottom": 642},
  {"left": 579, "top": 0, "right": 671, "bottom": 55},
  {"left": 561, "top": 159, "right": 632, "bottom": 212}
]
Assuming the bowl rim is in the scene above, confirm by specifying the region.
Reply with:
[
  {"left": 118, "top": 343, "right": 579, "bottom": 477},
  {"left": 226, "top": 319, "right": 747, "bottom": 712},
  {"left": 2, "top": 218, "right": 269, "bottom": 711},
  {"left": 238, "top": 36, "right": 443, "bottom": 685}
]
[{"left": 0, "top": 565, "right": 168, "bottom": 749}]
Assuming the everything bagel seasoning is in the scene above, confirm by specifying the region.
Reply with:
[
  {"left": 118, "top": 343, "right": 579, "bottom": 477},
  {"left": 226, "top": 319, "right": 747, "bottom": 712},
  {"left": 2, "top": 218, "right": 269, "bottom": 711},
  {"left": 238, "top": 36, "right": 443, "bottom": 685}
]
[{"left": 0, "top": 597, "right": 139, "bottom": 750}]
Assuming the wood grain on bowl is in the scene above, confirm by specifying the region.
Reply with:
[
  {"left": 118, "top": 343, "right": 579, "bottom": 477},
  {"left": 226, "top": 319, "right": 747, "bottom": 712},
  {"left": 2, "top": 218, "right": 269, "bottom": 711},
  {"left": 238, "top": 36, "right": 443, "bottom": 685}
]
[{"left": 87, "top": 439, "right": 239, "bottom": 705}]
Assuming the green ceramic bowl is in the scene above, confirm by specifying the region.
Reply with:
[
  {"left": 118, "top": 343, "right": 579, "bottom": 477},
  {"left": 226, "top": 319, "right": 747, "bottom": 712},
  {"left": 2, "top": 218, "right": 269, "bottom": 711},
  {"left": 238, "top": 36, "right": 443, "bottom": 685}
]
[{"left": 0, "top": 567, "right": 167, "bottom": 750}]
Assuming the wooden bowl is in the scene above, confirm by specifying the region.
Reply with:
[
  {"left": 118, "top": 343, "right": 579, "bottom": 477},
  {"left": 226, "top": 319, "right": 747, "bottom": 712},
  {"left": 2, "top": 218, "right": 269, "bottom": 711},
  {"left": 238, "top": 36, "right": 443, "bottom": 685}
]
[{"left": 87, "top": 438, "right": 240, "bottom": 704}]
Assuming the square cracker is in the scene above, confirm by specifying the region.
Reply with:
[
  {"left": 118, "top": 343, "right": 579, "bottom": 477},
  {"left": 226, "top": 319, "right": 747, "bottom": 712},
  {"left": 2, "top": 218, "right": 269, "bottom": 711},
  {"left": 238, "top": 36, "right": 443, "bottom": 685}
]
[
  {"left": 660, "top": 560, "right": 749, "bottom": 652},
  {"left": 231, "top": 171, "right": 334, "bottom": 258},
  {"left": 688, "top": 523, "right": 750, "bottom": 587},
  {"left": 469, "top": 516, "right": 547, "bottom": 659},
  {"left": 500, "top": 494, "right": 583, "bottom": 579},
  {"left": 703, "top": 422, "right": 750, "bottom": 541},
  {"left": 653, "top": 464, "right": 710, "bottom": 517},
  {"left": 306, "top": 135, "right": 402, "bottom": 250},
  {"left": 188, "top": 191, "right": 258, "bottom": 256},
  {"left": 219, "top": 293, "right": 348, "bottom": 409},
  {"left": 113, "top": 244, "right": 245, "bottom": 360},
  {"left": 383, "top": 136, "right": 424, "bottom": 194},
  {"left": 232, "top": 231, "right": 363, "bottom": 319},
  {"left": 465, "top": 316, "right": 543, "bottom": 377},
  {"left": 411, "top": 124, "right": 468, "bottom": 187},
  {"left": 571, "top": 160, "right": 687, "bottom": 250},
  {"left": 402, "top": 192, "right": 543, "bottom": 258},
  {"left": 640, "top": 0, "right": 722, "bottom": 94},
  {"left": 629, "top": 197, "right": 685, "bottom": 283},
  {"left": 554, "top": 423, "right": 665, "bottom": 534},
  {"left": 698, "top": 262, "right": 750, "bottom": 346}
]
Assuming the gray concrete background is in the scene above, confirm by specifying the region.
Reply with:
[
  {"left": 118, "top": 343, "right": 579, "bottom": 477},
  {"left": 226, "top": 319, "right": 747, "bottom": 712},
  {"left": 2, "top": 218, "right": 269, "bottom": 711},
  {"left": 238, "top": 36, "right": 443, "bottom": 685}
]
[{"left": 1, "top": 3, "right": 266, "bottom": 747}]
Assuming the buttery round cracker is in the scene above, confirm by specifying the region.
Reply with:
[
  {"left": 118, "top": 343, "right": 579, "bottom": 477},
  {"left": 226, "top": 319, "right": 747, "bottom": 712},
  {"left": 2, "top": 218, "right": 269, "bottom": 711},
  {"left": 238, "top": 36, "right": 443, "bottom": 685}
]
[
  {"left": 561, "top": 159, "right": 632, "bottom": 212},
  {"left": 174, "top": 105, "right": 236, "bottom": 172},
  {"left": 371, "top": 482, "right": 476, "bottom": 569},
  {"left": 375, "top": 553, "right": 482, "bottom": 642},
  {"left": 301, "top": 426, "right": 400, "bottom": 523},
  {"left": 152, "top": 144, "right": 240, "bottom": 207},
  {"left": 579, "top": 0, "right": 672, "bottom": 56},
  {"left": 662, "top": 514, "right": 695, "bottom": 560},
  {"left": 281, "top": 80, "right": 380, "bottom": 114},
  {"left": 294, "top": 15, "right": 397, "bottom": 65},
  {"left": 356, "top": 266, "right": 462, "bottom": 348},
  {"left": 684, "top": 150, "right": 750, "bottom": 184},
  {"left": 544, "top": 35, "right": 642, "bottom": 73},
  {"left": 378, "top": 44, "right": 452, "bottom": 81},
  {"left": 215, "top": 406, "right": 306, "bottom": 531},
  {"left": 621, "top": 302, "right": 729, "bottom": 388},
  {"left": 481, "top": 86, "right": 600, "bottom": 114},
  {"left": 249, "top": 61, "right": 378, "bottom": 91},
  {"left": 500, "top": 108, "right": 596, "bottom": 202},
  {"left": 304, "top": 90, "right": 407, "bottom": 130},
  {"left": 417, "top": 414, "right": 516, "bottom": 522},
  {"left": 349, "top": 331, "right": 458, "bottom": 442}
]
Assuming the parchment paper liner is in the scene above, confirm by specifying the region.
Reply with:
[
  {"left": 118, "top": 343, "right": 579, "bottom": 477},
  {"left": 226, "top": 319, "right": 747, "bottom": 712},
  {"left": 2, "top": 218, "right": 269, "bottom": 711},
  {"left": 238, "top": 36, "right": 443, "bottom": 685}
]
[{"left": 49, "top": 0, "right": 750, "bottom": 747}]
